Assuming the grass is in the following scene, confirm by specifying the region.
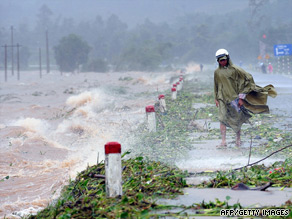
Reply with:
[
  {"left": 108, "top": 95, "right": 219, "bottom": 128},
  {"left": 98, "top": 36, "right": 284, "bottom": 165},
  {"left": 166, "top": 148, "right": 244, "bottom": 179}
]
[{"left": 131, "top": 88, "right": 201, "bottom": 164}]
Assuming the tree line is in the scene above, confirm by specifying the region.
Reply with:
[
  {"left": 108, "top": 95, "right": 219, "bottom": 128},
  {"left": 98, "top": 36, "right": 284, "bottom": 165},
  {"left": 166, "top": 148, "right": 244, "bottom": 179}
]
[{"left": 0, "top": 0, "right": 291, "bottom": 72}]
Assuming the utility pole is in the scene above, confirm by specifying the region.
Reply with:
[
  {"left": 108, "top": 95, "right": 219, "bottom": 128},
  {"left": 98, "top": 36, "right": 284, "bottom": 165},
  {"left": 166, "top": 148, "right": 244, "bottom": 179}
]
[
  {"left": 46, "top": 30, "right": 50, "bottom": 73},
  {"left": 17, "top": 43, "right": 20, "bottom": 80},
  {"left": 11, "top": 26, "right": 14, "bottom": 76},
  {"left": 2, "top": 44, "right": 20, "bottom": 82}
]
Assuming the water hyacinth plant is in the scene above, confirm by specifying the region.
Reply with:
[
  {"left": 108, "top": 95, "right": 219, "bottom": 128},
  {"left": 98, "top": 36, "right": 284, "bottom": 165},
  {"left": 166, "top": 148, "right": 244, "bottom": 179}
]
[{"left": 28, "top": 154, "right": 188, "bottom": 218}]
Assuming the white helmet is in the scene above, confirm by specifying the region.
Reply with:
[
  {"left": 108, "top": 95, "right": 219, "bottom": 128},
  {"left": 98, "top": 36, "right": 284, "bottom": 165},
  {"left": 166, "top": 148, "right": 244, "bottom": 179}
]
[{"left": 215, "top": 49, "right": 229, "bottom": 59}]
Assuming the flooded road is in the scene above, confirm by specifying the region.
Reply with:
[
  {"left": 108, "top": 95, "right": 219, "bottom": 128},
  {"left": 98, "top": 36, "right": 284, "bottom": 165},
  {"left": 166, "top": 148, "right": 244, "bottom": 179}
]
[
  {"left": 170, "top": 70, "right": 292, "bottom": 213},
  {"left": 1, "top": 68, "right": 291, "bottom": 218},
  {"left": 177, "top": 70, "right": 292, "bottom": 174},
  {"left": 0, "top": 70, "right": 177, "bottom": 218},
  {"left": 158, "top": 187, "right": 292, "bottom": 207}
]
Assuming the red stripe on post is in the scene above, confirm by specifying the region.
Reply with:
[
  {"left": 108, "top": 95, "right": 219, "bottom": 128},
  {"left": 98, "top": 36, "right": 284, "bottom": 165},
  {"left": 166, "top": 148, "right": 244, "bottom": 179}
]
[
  {"left": 158, "top": 94, "right": 165, "bottom": 99},
  {"left": 176, "top": 82, "right": 180, "bottom": 85},
  {"left": 146, "top": 105, "right": 155, "bottom": 112},
  {"left": 105, "top": 142, "right": 121, "bottom": 154},
  {"left": 173, "top": 84, "right": 177, "bottom": 87},
  {"left": 171, "top": 87, "right": 176, "bottom": 92}
]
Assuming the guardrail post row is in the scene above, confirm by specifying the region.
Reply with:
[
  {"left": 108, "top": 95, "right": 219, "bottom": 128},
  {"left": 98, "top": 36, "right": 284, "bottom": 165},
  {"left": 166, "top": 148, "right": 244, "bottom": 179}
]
[
  {"left": 171, "top": 87, "right": 177, "bottom": 100},
  {"left": 179, "top": 77, "right": 183, "bottom": 89},
  {"left": 176, "top": 81, "right": 181, "bottom": 91},
  {"left": 105, "top": 142, "right": 122, "bottom": 197},
  {"left": 146, "top": 105, "right": 156, "bottom": 132},
  {"left": 179, "top": 77, "right": 183, "bottom": 84},
  {"left": 158, "top": 94, "right": 167, "bottom": 114}
]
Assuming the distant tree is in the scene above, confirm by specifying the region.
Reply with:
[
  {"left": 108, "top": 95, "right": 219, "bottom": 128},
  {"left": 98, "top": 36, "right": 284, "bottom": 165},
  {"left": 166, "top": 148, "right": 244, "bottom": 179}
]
[
  {"left": 104, "top": 14, "right": 128, "bottom": 61},
  {"left": 35, "top": 4, "right": 53, "bottom": 41},
  {"left": 117, "top": 39, "right": 165, "bottom": 71},
  {"left": 58, "top": 18, "right": 76, "bottom": 39},
  {"left": 54, "top": 34, "right": 90, "bottom": 72},
  {"left": 37, "top": 4, "right": 53, "bottom": 26},
  {"left": 248, "top": 0, "right": 267, "bottom": 32},
  {"left": 83, "top": 58, "right": 108, "bottom": 73}
]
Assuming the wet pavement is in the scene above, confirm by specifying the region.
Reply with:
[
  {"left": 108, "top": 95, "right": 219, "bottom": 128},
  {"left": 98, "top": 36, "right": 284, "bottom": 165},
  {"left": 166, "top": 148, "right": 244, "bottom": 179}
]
[
  {"left": 155, "top": 187, "right": 292, "bottom": 218},
  {"left": 158, "top": 187, "right": 292, "bottom": 207},
  {"left": 161, "top": 72, "right": 292, "bottom": 214},
  {"left": 177, "top": 72, "right": 292, "bottom": 179}
]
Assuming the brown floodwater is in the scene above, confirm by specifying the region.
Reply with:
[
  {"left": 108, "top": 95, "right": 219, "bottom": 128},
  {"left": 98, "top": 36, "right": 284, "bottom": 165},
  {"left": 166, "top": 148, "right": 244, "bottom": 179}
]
[{"left": 0, "top": 70, "right": 178, "bottom": 218}]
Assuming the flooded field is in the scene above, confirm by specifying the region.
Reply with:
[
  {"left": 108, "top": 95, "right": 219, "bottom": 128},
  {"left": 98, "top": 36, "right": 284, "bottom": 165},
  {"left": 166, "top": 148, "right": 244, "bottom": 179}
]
[{"left": 0, "top": 70, "right": 178, "bottom": 218}]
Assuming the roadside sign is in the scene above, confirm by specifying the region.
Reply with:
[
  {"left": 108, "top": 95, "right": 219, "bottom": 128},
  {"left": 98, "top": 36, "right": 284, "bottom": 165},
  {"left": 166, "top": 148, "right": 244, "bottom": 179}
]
[{"left": 274, "top": 44, "right": 292, "bottom": 56}]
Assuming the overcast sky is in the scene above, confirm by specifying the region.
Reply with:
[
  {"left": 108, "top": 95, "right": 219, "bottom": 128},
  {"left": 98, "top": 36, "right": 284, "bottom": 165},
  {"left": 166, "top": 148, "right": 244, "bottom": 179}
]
[{"left": 0, "top": 0, "right": 249, "bottom": 28}]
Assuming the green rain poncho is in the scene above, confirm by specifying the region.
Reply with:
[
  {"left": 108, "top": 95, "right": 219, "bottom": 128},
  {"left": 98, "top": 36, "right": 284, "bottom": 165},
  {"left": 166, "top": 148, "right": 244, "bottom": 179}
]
[{"left": 214, "top": 58, "right": 277, "bottom": 132}]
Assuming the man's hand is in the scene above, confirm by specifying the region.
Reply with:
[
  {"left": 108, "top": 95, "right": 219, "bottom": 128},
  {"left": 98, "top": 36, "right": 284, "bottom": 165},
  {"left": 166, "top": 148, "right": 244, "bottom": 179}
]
[
  {"left": 238, "top": 98, "right": 244, "bottom": 107},
  {"left": 215, "top": 100, "right": 219, "bottom": 107}
]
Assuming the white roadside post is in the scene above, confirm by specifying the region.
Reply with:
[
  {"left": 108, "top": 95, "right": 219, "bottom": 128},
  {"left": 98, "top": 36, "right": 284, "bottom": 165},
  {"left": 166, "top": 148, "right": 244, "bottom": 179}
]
[
  {"left": 158, "top": 94, "right": 166, "bottom": 114},
  {"left": 179, "top": 77, "right": 183, "bottom": 89},
  {"left": 176, "top": 81, "right": 181, "bottom": 91},
  {"left": 179, "top": 76, "right": 183, "bottom": 84},
  {"left": 171, "top": 87, "right": 177, "bottom": 100},
  {"left": 146, "top": 105, "right": 156, "bottom": 132},
  {"left": 105, "top": 142, "right": 122, "bottom": 197}
]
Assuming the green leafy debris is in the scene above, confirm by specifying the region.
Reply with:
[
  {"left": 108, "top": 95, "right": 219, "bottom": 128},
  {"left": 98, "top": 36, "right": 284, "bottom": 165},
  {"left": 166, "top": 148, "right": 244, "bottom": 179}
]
[{"left": 28, "top": 155, "right": 188, "bottom": 219}]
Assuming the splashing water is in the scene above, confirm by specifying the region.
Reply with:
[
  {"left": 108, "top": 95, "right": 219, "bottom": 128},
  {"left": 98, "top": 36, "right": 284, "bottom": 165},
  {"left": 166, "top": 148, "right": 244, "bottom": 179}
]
[
  {"left": 11, "top": 118, "right": 50, "bottom": 135},
  {"left": 0, "top": 70, "right": 171, "bottom": 218}
]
